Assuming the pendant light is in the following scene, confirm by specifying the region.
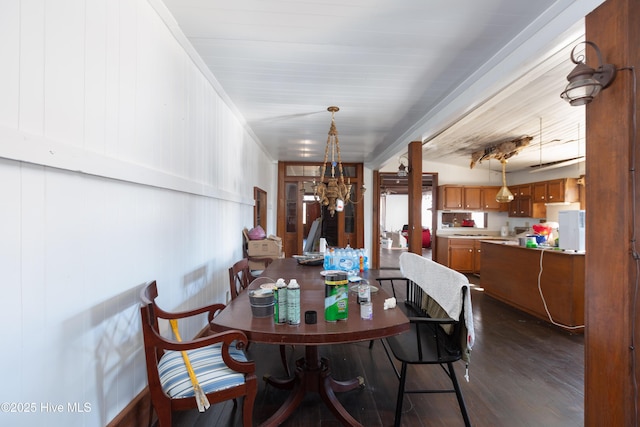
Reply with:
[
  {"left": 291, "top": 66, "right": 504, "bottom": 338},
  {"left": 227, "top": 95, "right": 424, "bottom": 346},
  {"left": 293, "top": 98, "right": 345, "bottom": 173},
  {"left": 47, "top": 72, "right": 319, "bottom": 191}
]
[{"left": 496, "top": 159, "right": 514, "bottom": 203}]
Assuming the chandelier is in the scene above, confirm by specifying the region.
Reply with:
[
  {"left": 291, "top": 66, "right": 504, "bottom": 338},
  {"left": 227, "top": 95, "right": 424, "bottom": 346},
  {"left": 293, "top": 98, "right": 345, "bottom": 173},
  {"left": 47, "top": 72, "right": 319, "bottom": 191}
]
[{"left": 312, "top": 106, "right": 365, "bottom": 216}]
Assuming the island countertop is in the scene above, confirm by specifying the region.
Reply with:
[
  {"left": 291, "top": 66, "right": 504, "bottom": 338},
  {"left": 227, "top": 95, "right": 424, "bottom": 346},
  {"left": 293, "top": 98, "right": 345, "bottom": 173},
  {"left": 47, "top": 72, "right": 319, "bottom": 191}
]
[{"left": 480, "top": 239, "right": 585, "bottom": 254}]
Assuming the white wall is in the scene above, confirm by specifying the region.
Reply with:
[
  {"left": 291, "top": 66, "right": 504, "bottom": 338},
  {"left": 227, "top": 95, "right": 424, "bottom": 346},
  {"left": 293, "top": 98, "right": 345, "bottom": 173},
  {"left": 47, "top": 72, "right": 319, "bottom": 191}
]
[{"left": 0, "top": 1, "right": 276, "bottom": 425}]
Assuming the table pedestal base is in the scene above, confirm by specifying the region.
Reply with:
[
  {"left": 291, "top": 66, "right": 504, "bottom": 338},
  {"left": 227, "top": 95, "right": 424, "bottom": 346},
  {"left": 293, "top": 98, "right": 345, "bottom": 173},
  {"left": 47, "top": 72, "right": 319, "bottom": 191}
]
[{"left": 260, "top": 345, "right": 365, "bottom": 426}]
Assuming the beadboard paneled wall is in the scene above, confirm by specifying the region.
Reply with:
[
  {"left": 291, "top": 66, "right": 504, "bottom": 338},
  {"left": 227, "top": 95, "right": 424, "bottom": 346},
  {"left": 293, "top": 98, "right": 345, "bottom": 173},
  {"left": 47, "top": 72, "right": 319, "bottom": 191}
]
[{"left": 0, "top": 1, "right": 275, "bottom": 425}]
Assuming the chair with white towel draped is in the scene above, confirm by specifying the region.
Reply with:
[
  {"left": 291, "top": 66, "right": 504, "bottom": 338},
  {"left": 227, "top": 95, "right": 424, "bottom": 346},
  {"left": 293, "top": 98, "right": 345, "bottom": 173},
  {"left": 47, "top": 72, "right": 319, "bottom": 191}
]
[{"left": 377, "top": 252, "right": 474, "bottom": 427}]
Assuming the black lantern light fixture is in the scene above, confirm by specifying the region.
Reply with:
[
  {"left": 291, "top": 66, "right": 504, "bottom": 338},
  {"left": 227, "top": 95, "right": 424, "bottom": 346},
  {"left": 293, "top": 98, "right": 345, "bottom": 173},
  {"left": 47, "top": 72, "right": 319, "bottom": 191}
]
[{"left": 560, "top": 41, "right": 616, "bottom": 106}]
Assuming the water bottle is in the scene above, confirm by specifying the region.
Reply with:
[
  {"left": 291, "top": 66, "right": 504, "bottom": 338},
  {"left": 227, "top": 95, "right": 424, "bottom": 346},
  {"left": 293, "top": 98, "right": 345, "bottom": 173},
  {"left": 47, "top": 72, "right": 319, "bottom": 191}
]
[
  {"left": 287, "top": 279, "right": 300, "bottom": 325},
  {"left": 357, "top": 279, "right": 371, "bottom": 304}
]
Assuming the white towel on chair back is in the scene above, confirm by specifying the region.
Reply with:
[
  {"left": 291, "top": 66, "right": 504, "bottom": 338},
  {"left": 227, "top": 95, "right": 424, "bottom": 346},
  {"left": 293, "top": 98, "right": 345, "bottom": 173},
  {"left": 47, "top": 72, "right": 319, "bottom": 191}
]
[{"left": 399, "top": 252, "right": 475, "bottom": 348}]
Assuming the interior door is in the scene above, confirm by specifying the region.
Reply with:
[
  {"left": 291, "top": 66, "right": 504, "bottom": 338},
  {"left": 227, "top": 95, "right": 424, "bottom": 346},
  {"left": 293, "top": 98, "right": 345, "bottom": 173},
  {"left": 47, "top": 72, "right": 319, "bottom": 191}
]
[{"left": 277, "top": 161, "right": 364, "bottom": 257}]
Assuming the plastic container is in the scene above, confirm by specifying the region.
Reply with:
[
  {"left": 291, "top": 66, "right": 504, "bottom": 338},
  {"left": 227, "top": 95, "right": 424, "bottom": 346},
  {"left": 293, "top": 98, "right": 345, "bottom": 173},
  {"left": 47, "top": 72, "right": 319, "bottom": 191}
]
[
  {"left": 534, "top": 234, "right": 547, "bottom": 245},
  {"left": 249, "top": 289, "right": 275, "bottom": 318}
]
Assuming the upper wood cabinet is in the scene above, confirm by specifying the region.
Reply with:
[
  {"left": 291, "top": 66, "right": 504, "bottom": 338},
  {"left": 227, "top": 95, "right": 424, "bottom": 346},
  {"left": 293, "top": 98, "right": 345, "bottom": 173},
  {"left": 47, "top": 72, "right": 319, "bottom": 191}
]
[
  {"left": 438, "top": 185, "right": 503, "bottom": 211},
  {"left": 439, "top": 179, "right": 579, "bottom": 215},
  {"left": 463, "top": 187, "right": 482, "bottom": 210},
  {"left": 481, "top": 186, "right": 507, "bottom": 211},
  {"left": 508, "top": 184, "right": 532, "bottom": 217},
  {"left": 533, "top": 178, "right": 579, "bottom": 203},
  {"left": 511, "top": 184, "right": 532, "bottom": 197},
  {"left": 438, "top": 186, "right": 464, "bottom": 210}
]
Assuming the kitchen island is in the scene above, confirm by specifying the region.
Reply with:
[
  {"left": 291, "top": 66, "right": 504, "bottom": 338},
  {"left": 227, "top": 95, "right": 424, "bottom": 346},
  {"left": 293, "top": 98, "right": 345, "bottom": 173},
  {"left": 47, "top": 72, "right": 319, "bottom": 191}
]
[{"left": 479, "top": 240, "right": 584, "bottom": 329}]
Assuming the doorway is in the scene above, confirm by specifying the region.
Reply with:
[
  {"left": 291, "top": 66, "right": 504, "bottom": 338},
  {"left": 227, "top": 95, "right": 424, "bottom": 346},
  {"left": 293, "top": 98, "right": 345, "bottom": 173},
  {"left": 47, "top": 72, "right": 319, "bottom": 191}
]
[
  {"left": 277, "top": 161, "right": 365, "bottom": 257},
  {"left": 378, "top": 172, "right": 436, "bottom": 269}
]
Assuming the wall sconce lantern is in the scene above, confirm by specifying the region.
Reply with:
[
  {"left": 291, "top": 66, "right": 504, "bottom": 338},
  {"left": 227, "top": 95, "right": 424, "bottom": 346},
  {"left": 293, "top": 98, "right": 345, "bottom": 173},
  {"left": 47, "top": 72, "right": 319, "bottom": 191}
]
[
  {"left": 560, "top": 41, "right": 616, "bottom": 106},
  {"left": 312, "top": 106, "right": 366, "bottom": 216}
]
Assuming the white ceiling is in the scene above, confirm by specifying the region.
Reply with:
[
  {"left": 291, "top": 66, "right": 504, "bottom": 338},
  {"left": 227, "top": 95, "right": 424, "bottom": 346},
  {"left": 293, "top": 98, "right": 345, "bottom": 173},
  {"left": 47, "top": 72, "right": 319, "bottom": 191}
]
[{"left": 160, "top": 0, "right": 605, "bottom": 172}]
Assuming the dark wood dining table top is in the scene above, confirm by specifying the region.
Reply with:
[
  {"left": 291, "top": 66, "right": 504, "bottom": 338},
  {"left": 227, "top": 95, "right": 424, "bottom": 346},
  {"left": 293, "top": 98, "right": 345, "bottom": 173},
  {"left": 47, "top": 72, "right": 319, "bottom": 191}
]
[{"left": 211, "top": 258, "right": 410, "bottom": 345}]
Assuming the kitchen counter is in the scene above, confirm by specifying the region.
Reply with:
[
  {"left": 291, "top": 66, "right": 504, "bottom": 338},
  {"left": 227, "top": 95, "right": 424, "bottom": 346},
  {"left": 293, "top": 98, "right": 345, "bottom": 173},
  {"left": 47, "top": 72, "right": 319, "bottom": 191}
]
[{"left": 479, "top": 240, "right": 584, "bottom": 330}]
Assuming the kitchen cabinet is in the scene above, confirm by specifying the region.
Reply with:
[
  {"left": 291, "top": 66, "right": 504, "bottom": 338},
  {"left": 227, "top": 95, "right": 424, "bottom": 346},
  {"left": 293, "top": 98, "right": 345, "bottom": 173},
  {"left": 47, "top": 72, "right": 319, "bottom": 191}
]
[
  {"left": 463, "top": 187, "right": 482, "bottom": 210},
  {"left": 439, "top": 186, "right": 464, "bottom": 210},
  {"left": 481, "top": 186, "right": 508, "bottom": 211},
  {"left": 533, "top": 178, "right": 579, "bottom": 203},
  {"left": 509, "top": 197, "right": 532, "bottom": 217},
  {"left": 438, "top": 185, "right": 502, "bottom": 211},
  {"left": 509, "top": 184, "right": 532, "bottom": 217},
  {"left": 437, "top": 237, "right": 482, "bottom": 274},
  {"left": 533, "top": 182, "right": 548, "bottom": 203},
  {"left": 511, "top": 184, "right": 531, "bottom": 197},
  {"left": 439, "top": 180, "right": 576, "bottom": 216},
  {"left": 449, "top": 238, "right": 475, "bottom": 273}
]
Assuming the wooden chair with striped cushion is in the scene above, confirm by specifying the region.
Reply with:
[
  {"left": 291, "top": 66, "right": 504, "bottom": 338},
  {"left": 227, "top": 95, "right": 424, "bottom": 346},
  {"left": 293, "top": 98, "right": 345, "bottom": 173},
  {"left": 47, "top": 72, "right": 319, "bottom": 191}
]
[{"left": 139, "top": 281, "right": 257, "bottom": 427}]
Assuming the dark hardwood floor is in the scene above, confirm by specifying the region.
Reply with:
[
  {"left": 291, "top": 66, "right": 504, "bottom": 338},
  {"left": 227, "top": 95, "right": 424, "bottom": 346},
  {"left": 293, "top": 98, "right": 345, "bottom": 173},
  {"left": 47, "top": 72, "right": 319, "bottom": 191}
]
[{"left": 173, "top": 258, "right": 584, "bottom": 426}]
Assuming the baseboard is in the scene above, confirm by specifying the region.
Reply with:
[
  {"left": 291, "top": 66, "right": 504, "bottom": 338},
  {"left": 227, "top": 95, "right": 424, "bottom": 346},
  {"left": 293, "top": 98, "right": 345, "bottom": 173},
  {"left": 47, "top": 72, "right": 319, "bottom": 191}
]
[{"left": 106, "top": 388, "right": 152, "bottom": 427}]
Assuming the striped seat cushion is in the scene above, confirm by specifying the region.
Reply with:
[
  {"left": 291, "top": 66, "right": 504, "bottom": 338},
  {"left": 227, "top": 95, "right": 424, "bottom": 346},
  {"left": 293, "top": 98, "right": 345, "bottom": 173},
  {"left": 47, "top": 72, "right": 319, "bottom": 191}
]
[{"left": 158, "top": 343, "right": 247, "bottom": 398}]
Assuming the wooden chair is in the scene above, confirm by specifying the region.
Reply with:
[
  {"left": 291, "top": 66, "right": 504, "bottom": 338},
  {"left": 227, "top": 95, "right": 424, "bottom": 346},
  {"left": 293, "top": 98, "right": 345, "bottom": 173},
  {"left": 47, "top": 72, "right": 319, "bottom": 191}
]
[
  {"left": 228, "top": 259, "right": 252, "bottom": 300},
  {"left": 376, "top": 273, "right": 472, "bottom": 427},
  {"left": 139, "top": 281, "right": 257, "bottom": 427},
  {"left": 228, "top": 258, "right": 290, "bottom": 377},
  {"left": 247, "top": 256, "right": 273, "bottom": 281}
]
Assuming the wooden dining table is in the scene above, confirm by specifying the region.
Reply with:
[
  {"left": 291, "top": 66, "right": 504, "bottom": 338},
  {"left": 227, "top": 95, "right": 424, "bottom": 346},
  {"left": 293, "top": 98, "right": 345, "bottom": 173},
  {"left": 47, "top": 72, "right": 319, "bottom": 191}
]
[{"left": 210, "top": 257, "right": 410, "bottom": 426}]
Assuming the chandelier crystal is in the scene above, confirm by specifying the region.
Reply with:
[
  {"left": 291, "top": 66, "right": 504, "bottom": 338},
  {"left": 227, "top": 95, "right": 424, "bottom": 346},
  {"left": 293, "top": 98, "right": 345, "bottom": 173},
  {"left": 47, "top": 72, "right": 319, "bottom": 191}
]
[{"left": 312, "top": 106, "right": 365, "bottom": 216}]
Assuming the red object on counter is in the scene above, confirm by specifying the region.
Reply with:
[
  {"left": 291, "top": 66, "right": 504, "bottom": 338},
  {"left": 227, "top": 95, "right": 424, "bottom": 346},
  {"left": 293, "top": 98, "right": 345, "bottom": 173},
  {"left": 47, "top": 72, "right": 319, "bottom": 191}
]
[{"left": 532, "top": 224, "right": 551, "bottom": 235}]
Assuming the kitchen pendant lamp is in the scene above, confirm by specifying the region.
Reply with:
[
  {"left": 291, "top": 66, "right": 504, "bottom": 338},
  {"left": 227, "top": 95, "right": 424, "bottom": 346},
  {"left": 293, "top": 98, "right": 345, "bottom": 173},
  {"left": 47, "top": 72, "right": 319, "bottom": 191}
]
[{"left": 496, "top": 159, "right": 514, "bottom": 203}]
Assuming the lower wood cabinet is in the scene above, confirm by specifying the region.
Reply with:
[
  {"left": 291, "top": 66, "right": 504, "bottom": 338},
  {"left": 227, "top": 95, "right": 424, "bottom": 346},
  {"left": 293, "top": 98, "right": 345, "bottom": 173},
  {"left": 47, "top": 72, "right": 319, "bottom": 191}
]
[
  {"left": 449, "top": 239, "right": 475, "bottom": 272},
  {"left": 437, "top": 237, "right": 482, "bottom": 274}
]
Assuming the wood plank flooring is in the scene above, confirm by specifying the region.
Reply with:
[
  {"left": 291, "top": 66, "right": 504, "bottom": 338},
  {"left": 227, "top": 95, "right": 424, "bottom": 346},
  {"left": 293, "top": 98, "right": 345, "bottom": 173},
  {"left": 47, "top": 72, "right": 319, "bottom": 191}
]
[{"left": 173, "top": 260, "right": 584, "bottom": 426}]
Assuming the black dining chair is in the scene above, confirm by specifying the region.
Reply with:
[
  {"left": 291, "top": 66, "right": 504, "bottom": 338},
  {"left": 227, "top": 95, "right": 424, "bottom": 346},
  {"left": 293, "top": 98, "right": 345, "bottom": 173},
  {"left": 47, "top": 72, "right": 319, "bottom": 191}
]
[{"left": 376, "top": 276, "right": 472, "bottom": 427}]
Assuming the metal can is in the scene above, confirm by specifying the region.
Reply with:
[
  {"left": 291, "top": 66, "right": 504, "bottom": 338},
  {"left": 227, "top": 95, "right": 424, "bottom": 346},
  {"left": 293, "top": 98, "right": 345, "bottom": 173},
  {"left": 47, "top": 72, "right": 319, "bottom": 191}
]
[
  {"left": 324, "top": 272, "right": 349, "bottom": 322},
  {"left": 287, "top": 279, "right": 300, "bottom": 325},
  {"left": 275, "top": 278, "right": 287, "bottom": 324}
]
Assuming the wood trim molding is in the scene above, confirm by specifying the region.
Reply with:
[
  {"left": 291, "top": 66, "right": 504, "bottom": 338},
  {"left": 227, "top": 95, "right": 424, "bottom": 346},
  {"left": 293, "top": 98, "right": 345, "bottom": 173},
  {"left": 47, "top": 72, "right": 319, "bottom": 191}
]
[
  {"left": 106, "top": 389, "right": 152, "bottom": 427},
  {"left": 407, "top": 141, "right": 423, "bottom": 255}
]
